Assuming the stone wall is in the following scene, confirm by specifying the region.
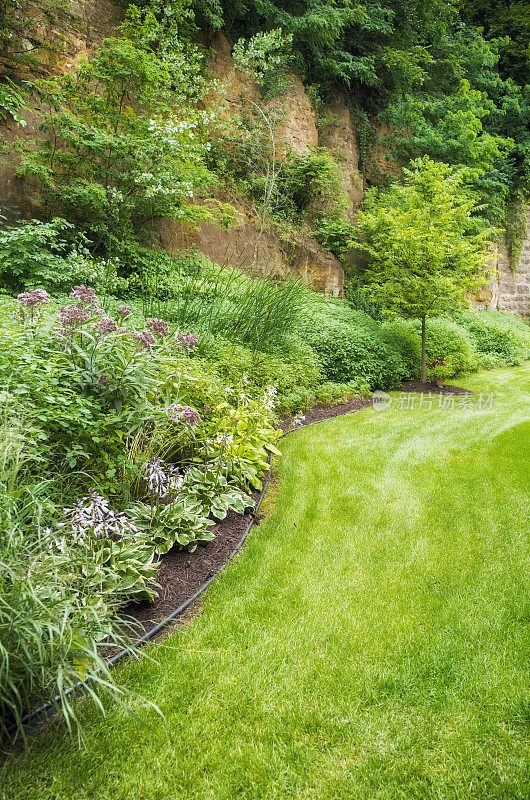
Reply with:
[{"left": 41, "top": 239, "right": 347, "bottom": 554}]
[
  {"left": 497, "top": 209, "right": 530, "bottom": 316},
  {"left": 472, "top": 208, "right": 530, "bottom": 317}
]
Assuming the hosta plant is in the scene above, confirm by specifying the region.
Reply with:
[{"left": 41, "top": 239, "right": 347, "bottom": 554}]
[
  {"left": 54, "top": 488, "right": 158, "bottom": 603},
  {"left": 130, "top": 495, "right": 214, "bottom": 555},
  {"left": 182, "top": 466, "right": 254, "bottom": 519}
]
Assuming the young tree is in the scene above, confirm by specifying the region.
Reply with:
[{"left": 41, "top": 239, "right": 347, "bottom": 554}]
[{"left": 352, "top": 157, "right": 497, "bottom": 381}]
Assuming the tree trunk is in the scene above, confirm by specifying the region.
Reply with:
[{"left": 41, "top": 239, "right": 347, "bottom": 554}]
[{"left": 421, "top": 314, "right": 426, "bottom": 383}]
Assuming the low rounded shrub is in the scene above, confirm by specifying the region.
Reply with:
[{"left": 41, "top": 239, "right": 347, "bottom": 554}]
[
  {"left": 476, "top": 351, "right": 506, "bottom": 370},
  {"left": 297, "top": 299, "right": 408, "bottom": 390},
  {"left": 412, "top": 317, "right": 479, "bottom": 376},
  {"left": 312, "top": 327, "right": 405, "bottom": 389},
  {"left": 457, "top": 310, "right": 530, "bottom": 365},
  {"left": 197, "top": 334, "right": 321, "bottom": 399}
]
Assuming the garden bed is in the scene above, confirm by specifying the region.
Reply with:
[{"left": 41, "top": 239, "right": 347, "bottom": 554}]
[
  {"left": 400, "top": 380, "right": 474, "bottom": 396},
  {"left": 116, "top": 493, "right": 265, "bottom": 642},
  {"left": 279, "top": 396, "right": 372, "bottom": 434},
  {"left": 116, "top": 396, "right": 373, "bottom": 645}
]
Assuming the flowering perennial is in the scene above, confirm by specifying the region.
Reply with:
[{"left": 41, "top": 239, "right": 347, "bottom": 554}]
[
  {"left": 147, "top": 317, "right": 170, "bottom": 338},
  {"left": 17, "top": 288, "right": 50, "bottom": 308},
  {"left": 58, "top": 304, "right": 91, "bottom": 329},
  {"left": 116, "top": 305, "right": 132, "bottom": 319},
  {"left": 133, "top": 329, "right": 156, "bottom": 352},
  {"left": 61, "top": 489, "right": 138, "bottom": 541},
  {"left": 168, "top": 403, "right": 201, "bottom": 426},
  {"left": 175, "top": 330, "right": 199, "bottom": 353},
  {"left": 145, "top": 456, "right": 181, "bottom": 498},
  {"left": 71, "top": 285, "right": 98, "bottom": 306},
  {"left": 15, "top": 288, "right": 50, "bottom": 323},
  {"left": 92, "top": 316, "right": 118, "bottom": 336}
]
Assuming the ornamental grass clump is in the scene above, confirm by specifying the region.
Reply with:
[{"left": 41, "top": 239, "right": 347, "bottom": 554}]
[{"left": 0, "top": 425, "right": 156, "bottom": 744}]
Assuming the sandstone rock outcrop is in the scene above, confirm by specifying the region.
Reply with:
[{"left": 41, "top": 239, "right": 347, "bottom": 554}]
[{"left": 471, "top": 208, "right": 530, "bottom": 317}]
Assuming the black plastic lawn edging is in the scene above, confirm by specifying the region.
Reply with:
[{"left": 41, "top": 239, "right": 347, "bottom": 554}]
[
  {"left": 9, "top": 455, "right": 273, "bottom": 740},
  {"left": 10, "top": 401, "right": 369, "bottom": 740}
]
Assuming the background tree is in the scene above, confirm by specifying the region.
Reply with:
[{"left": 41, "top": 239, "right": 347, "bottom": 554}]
[{"left": 351, "top": 157, "right": 496, "bottom": 381}]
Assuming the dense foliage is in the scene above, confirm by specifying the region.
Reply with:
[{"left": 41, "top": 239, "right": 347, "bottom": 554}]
[
  {"left": 195, "top": 0, "right": 530, "bottom": 219},
  {"left": 1, "top": 0, "right": 529, "bottom": 748}
]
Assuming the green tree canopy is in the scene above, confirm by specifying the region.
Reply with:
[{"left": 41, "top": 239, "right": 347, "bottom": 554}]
[{"left": 351, "top": 157, "right": 496, "bottom": 380}]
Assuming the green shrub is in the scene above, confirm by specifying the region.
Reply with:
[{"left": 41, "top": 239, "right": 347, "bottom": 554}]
[
  {"left": 0, "top": 219, "right": 103, "bottom": 294},
  {"left": 476, "top": 351, "right": 507, "bottom": 370},
  {"left": 410, "top": 317, "right": 479, "bottom": 377},
  {"left": 312, "top": 217, "right": 356, "bottom": 260},
  {"left": 314, "top": 380, "right": 371, "bottom": 404},
  {"left": 381, "top": 319, "right": 422, "bottom": 378},
  {"left": 277, "top": 386, "right": 315, "bottom": 413},
  {"left": 311, "top": 327, "right": 405, "bottom": 389},
  {"left": 297, "top": 299, "right": 407, "bottom": 390},
  {"left": 196, "top": 335, "right": 321, "bottom": 399},
  {"left": 457, "top": 310, "right": 530, "bottom": 365},
  {"left": 275, "top": 147, "right": 346, "bottom": 220}
]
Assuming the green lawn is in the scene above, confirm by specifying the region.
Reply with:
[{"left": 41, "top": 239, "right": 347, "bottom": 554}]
[{"left": 2, "top": 367, "right": 529, "bottom": 799}]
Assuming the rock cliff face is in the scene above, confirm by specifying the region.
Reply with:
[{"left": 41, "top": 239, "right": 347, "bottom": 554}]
[
  {"left": 0, "top": 0, "right": 124, "bottom": 221},
  {"left": 178, "top": 33, "right": 362, "bottom": 294},
  {"left": 158, "top": 204, "right": 345, "bottom": 296},
  {"left": 1, "top": 13, "right": 529, "bottom": 311},
  {"left": 472, "top": 208, "right": 530, "bottom": 317},
  {"left": 317, "top": 97, "right": 364, "bottom": 218}
]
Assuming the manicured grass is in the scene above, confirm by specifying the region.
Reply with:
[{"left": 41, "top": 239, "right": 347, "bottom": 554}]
[{"left": 1, "top": 367, "right": 529, "bottom": 799}]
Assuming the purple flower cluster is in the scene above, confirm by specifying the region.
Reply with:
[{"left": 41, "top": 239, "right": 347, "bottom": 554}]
[
  {"left": 168, "top": 403, "right": 201, "bottom": 426},
  {"left": 92, "top": 316, "right": 118, "bottom": 336},
  {"left": 62, "top": 489, "right": 138, "bottom": 541},
  {"left": 117, "top": 305, "right": 132, "bottom": 319},
  {"left": 17, "top": 288, "right": 50, "bottom": 308},
  {"left": 71, "top": 285, "right": 98, "bottom": 305},
  {"left": 58, "top": 304, "right": 91, "bottom": 328},
  {"left": 97, "top": 372, "right": 111, "bottom": 387},
  {"left": 175, "top": 331, "right": 199, "bottom": 353},
  {"left": 54, "top": 285, "right": 105, "bottom": 341},
  {"left": 16, "top": 288, "right": 50, "bottom": 323},
  {"left": 133, "top": 329, "right": 156, "bottom": 352},
  {"left": 145, "top": 456, "right": 181, "bottom": 498},
  {"left": 147, "top": 317, "right": 170, "bottom": 338}
]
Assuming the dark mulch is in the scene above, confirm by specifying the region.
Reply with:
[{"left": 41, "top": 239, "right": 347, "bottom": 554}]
[
  {"left": 117, "top": 492, "right": 263, "bottom": 644},
  {"left": 114, "top": 395, "right": 372, "bottom": 646},
  {"left": 400, "top": 380, "right": 474, "bottom": 396},
  {"left": 278, "top": 396, "right": 372, "bottom": 434}
]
